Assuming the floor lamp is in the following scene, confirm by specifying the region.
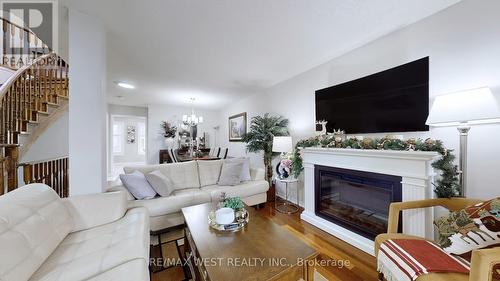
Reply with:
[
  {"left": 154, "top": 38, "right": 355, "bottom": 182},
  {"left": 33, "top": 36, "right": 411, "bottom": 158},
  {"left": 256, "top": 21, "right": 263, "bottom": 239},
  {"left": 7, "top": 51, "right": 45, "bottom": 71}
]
[{"left": 426, "top": 87, "right": 500, "bottom": 196}]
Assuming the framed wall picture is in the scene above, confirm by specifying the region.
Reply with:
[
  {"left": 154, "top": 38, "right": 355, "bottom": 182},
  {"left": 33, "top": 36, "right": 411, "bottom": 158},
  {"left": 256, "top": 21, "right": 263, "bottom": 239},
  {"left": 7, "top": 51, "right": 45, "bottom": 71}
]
[
  {"left": 127, "top": 126, "right": 136, "bottom": 144},
  {"left": 228, "top": 112, "right": 247, "bottom": 142}
]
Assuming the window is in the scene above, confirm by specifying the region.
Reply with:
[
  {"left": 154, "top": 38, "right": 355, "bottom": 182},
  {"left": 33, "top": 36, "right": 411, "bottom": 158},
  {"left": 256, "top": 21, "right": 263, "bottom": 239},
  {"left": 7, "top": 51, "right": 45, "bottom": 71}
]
[
  {"left": 138, "top": 121, "right": 146, "bottom": 155},
  {"left": 112, "top": 121, "right": 124, "bottom": 155}
]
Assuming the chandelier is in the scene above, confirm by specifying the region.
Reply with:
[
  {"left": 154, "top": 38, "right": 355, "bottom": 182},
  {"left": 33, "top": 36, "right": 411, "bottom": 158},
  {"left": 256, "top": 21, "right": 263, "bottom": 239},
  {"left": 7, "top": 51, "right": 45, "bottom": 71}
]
[{"left": 182, "top": 98, "right": 204, "bottom": 126}]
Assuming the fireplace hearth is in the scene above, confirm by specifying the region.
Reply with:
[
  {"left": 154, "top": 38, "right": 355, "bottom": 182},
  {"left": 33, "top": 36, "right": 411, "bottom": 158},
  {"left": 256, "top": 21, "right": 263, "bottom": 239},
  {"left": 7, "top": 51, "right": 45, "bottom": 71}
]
[{"left": 315, "top": 165, "right": 402, "bottom": 240}]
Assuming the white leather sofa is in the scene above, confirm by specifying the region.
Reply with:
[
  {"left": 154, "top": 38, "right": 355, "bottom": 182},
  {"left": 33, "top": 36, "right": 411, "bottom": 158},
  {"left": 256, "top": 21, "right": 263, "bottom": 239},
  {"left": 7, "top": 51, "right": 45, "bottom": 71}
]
[
  {"left": 108, "top": 160, "right": 269, "bottom": 231},
  {"left": 0, "top": 184, "right": 150, "bottom": 281}
]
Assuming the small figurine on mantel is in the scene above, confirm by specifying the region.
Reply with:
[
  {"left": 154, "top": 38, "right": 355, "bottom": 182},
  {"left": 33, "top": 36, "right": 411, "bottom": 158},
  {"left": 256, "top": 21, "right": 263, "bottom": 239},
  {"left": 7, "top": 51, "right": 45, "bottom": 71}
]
[{"left": 315, "top": 120, "right": 328, "bottom": 136}]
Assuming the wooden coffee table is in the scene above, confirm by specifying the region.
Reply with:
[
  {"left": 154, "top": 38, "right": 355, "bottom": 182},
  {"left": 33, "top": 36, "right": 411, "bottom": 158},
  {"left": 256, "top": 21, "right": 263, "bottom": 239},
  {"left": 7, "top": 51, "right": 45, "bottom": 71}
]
[{"left": 181, "top": 203, "right": 318, "bottom": 281}]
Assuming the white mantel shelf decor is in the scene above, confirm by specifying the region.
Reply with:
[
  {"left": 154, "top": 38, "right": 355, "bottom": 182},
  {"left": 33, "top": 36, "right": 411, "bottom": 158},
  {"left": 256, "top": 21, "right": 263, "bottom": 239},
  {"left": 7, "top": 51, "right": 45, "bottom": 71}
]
[{"left": 300, "top": 147, "right": 439, "bottom": 256}]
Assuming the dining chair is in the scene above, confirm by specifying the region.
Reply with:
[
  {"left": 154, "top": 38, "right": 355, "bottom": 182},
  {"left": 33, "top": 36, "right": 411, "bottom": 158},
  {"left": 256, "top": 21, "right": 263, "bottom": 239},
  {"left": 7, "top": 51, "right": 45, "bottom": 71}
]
[
  {"left": 218, "top": 148, "right": 228, "bottom": 159},
  {"left": 167, "top": 148, "right": 179, "bottom": 163},
  {"left": 209, "top": 147, "right": 220, "bottom": 157}
]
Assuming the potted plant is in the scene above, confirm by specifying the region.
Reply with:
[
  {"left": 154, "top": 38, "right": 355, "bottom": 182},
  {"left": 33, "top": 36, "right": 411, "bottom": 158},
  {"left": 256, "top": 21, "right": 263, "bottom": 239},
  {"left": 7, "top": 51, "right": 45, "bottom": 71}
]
[
  {"left": 160, "top": 121, "right": 177, "bottom": 148},
  {"left": 222, "top": 196, "right": 248, "bottom": 223},
  {"left": 242, "top": 114, "right": 289, "bottom": 185}
]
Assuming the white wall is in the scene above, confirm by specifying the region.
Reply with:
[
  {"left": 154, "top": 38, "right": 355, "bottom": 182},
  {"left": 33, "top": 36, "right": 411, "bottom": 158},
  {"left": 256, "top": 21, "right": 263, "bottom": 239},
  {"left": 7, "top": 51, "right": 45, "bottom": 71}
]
[
  {"left": 147, "top": 104, "right": 220, "bottom": 164},
  {"left": 68, "top": 9, "right": 107, "bottom": 195},
  {"left": 218, "top": 0, "right": 500, "bottom": 201},
  {"left": 21, "top": 111, "right": 69, "bottom": 163}
]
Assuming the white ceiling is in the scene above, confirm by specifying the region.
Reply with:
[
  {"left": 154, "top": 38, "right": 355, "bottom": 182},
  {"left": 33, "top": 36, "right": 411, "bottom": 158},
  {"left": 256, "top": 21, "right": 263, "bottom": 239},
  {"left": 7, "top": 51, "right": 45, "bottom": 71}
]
[{"left": 62, "top": 0, "right": 460, "bottom": 110}]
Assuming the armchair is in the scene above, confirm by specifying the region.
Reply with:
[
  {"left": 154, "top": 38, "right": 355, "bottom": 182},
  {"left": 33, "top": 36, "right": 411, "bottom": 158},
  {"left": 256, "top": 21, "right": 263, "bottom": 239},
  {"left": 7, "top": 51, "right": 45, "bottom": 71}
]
[{"left": 375, "top": 198, "right": 500, "bottom": 281}]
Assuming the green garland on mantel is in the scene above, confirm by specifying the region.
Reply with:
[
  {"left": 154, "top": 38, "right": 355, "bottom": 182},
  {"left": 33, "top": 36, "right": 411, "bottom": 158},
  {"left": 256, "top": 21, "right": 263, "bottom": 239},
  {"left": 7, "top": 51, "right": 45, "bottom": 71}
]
[{"left": 291, "top": 135, "right": 460, "bottom": 198}]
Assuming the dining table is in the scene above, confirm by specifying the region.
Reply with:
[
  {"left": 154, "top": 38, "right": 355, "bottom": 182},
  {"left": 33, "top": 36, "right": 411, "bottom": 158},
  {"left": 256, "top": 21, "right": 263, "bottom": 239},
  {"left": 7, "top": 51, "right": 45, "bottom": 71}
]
[{"left": 177, "top": 155, "right": 220, "bottom": 162}]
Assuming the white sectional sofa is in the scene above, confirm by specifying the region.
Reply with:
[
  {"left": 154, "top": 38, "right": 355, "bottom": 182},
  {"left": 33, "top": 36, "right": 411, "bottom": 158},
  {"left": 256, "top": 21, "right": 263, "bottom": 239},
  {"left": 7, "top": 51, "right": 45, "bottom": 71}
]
[
  {"left": 0, "top": 184, "right": 150, "bottom": 281},
  {"left": 108, "top": 160, "right": 269, "bottom": 231}
]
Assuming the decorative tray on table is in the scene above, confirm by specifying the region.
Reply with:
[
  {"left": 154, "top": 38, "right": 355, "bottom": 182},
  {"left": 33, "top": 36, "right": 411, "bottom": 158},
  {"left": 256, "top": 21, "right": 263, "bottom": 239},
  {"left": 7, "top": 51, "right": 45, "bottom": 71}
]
[{"left": 208, "top": 209, "right": 249, "bottom": 232}]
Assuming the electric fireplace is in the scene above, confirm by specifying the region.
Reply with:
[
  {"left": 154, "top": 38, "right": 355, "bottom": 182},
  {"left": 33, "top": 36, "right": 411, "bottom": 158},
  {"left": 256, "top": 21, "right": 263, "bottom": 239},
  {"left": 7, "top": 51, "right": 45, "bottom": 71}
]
[{"left": 314, "top": 165, "right": 402, "bottom": 240}]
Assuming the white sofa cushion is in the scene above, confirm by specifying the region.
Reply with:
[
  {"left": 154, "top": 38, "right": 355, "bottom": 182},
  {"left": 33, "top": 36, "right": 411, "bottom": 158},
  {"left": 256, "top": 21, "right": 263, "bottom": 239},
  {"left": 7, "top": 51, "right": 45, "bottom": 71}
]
[
  {"left": 197, "top": 160, "right": 223, "bottom": 187},
  {"left": 0, "top": 184, "right": 73, "bottom": 281},
  {"left": 145, "top": 170, "right": 174, "bottom": 196},
  {"left": 29, "top": 207, "right": 149, "bottom": 281},
  {"left": 129, "top": 188, "right": 211, "bottom": 217},
  {"left": 124, "top": 161, "right": 200, "bottom": 190},
  {"left": 202, "top": 180, "right": 269, "bottom": 202}
]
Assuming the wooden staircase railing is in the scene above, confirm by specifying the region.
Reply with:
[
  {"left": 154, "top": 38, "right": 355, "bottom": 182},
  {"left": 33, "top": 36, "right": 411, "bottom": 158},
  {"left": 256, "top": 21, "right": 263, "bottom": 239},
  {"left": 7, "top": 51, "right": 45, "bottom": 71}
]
[
  {"left": 21, "top": 157, "right": 69, "bottom": 198},
  {"left": 0, "top": 52, "right": 68, "bottom": 145},
  {"left": 0, "top": 15, "right": 69, "bottom": 196},
  {"left": 1, "top": 17, "right": 51, "bottom": 69}
]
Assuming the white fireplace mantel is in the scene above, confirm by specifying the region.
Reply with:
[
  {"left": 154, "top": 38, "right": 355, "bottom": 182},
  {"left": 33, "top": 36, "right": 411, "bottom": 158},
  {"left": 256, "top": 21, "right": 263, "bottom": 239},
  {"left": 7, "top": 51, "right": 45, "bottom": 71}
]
[{"left": 300, "top": 147, "right": 440, "bottom": 256}]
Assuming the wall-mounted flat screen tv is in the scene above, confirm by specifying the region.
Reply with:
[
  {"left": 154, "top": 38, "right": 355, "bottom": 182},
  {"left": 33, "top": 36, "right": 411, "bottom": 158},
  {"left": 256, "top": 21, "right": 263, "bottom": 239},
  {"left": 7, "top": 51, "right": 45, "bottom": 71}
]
[{"left": 315, "top": 57, "right": 429, "bottom": 134}]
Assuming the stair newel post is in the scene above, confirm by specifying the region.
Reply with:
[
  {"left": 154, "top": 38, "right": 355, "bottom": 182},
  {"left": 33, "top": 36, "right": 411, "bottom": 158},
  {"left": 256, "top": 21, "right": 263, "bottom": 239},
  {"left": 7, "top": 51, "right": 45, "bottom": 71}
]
[
  {"left": 5, "top": 145, "right": 18, "bottom": 191},
  {"left": 22, "top": 162, "right": 31, "bottom": 186}
]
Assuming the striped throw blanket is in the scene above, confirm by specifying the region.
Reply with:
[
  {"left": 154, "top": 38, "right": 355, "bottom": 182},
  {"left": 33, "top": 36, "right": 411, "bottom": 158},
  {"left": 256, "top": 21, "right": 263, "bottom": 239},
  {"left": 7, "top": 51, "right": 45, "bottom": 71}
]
[{"left": 377, "top": 239, "right": 470, "bottom": 281}]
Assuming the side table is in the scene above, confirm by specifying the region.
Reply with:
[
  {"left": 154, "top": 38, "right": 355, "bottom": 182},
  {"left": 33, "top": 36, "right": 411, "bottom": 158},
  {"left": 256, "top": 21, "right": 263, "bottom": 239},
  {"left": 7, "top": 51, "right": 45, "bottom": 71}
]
[{"left": 274, "top": 177, "right": 299, "bottom": 214}]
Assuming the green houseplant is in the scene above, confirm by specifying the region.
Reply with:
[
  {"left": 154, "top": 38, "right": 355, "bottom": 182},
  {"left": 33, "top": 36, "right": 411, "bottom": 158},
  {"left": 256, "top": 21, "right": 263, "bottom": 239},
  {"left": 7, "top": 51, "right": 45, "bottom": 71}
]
[
  {"left": 242, "top": 114, "right": 289, "bottom": 185},
  {"left": 223, "top": 197, "right": 244, "bottom": 210}
]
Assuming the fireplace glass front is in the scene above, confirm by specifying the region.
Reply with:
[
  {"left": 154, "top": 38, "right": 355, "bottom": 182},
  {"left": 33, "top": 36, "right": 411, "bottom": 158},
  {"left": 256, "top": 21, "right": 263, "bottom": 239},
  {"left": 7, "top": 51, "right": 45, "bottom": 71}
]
[{"left": 315, "top": 165, "right": 402, "bottom": 240}]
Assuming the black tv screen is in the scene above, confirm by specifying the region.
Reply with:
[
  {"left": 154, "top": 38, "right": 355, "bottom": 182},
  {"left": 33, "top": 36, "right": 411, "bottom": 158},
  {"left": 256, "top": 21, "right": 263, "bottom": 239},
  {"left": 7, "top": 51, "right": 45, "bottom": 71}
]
[{"left": 315, "top": 57, "right": 429, "bottom": 134}]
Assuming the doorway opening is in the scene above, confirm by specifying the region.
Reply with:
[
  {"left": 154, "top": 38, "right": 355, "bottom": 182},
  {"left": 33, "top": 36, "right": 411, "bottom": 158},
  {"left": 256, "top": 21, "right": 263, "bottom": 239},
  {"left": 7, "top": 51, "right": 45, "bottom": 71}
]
[{"left": 108, "top": 115, "right": 147, "bottom": 180}]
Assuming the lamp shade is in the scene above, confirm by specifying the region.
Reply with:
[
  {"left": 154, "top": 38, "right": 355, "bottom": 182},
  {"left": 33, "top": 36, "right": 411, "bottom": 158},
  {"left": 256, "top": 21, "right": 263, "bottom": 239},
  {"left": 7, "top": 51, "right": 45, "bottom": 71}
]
[
  {"left": 272, "top": 136, "right": 292, "bottom": 153},
  {"left": 426, "top": 87, "right": 500, "bottom": 127}
]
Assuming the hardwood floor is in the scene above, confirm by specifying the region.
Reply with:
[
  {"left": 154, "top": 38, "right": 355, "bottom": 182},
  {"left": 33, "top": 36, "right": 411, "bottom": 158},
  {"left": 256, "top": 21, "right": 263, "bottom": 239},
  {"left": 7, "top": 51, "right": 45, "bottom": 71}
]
[{"left": 152, "top": 202, "right": 378, "bottom": 281}]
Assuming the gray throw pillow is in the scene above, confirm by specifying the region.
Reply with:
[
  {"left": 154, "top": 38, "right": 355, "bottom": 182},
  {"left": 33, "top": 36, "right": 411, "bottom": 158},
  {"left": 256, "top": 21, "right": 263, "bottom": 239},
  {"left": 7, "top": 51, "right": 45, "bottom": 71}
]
[
  {"left": 224, "top": 157, "right": 251, "bottom": 181},
  {"left": 119, "top": 171, "right": 157, "bottom": 200},
  {"left": 145, "top": 170, "right": 174, "bottom": 197},
  {"left": 218, "top": 162, "right": 244, "bottom": 186}
]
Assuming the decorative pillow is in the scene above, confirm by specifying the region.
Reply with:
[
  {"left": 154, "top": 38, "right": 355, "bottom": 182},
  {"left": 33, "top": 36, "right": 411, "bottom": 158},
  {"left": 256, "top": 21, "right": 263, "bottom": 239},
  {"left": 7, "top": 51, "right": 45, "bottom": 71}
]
[
  {"left": 218, "top": 162, "right": 243, "bottom": 186},
  {"left": 224, "top": 157, "right": 251, "bottom": 181},
  {"left": 119, "top": 171, "right": 157, "bottom": 200},
  {"left": 145, "top": 170, "right": 174, "bottom": 197},
  {"left": 434, "top": 197, "right": 500, "bottom": 257},
  {"left": 197, "top": 160, "right": 223, "bottom": 187}
]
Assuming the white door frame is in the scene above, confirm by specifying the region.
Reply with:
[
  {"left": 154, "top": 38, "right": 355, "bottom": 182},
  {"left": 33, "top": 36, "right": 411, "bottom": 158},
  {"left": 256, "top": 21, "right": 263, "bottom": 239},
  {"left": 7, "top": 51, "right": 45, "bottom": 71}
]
[{"left": 108, "top": 114, "right": 148, "bottom": 178}]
